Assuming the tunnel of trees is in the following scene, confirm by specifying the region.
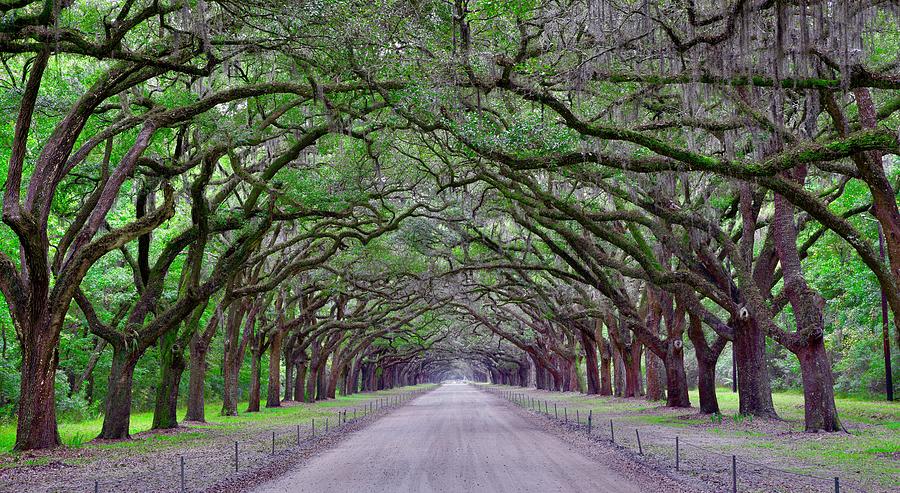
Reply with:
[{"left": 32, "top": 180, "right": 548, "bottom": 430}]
[{"left": 0, "top": 0, "right": 898, "bottom": 451}]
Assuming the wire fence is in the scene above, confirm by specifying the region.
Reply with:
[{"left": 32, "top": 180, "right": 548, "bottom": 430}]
[
  {"left": 486, "top": 387, "right": 865, "bottom": 493},
  {"left": 51, "top": 388, "right": 430, "bottom": 493}
]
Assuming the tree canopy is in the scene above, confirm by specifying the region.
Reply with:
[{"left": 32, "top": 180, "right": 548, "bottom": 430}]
[{"left": 1, "top": 0, "right": 898, "bottom": 451}]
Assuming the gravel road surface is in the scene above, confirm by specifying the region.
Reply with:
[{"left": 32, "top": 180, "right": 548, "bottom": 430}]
[{"left": 252, "top": 383, "right": 641, "bottom": 492}]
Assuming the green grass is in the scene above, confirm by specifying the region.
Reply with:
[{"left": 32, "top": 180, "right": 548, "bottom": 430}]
[
  {"left": 633, "top": 414, "right": 705, "bottom": 427},
  {"left": 503, "top": 385, "right": 900, "bottom": 426},
  {"left": 692, "top": 388, "right": 900, "bottom": 425},
  {"left": 94, "top": 431, "right": 207, "bottom": 451},
  {"left": 0, "top": 384, "right": 435, "bottom": 454},
  {"left": 0, "top": 456, "right": 50, "bottom": 469}
]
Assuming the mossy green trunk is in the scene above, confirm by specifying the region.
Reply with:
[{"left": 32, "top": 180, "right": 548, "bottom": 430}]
[{"left": 152, "top": 330, "right": 186, "bottom": 430}]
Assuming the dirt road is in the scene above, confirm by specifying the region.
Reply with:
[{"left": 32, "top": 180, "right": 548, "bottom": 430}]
[{"left": 251, "top": 384, "right": 642, "bottom": 492}]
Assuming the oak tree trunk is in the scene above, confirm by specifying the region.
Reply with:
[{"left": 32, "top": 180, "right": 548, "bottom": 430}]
[
  {"left": 534, "top": 361, "right": 547, "bottom": 389},
  {"left": 317, "top": 363, "right": 330, "bottom": 397},
  {"left": 613, "top": 345, "right": 626, "bottom": 396},
  {"left": 15, "top": 329, "right": 61, "bottom": 450},
  {"left": 246, "top": 349, "right": 262, "bottom": 412},
  {"left": 517, "top": 361, "right": 529, "bottom": 387},
  {"left": 646, "top": 352, "right": 667, "bottom": 401},
  {"left": 733, "top": 317, "right": 778, "bottom": 417},
  {"left": 623, "top": 343, "right": 643, "bottom": 398},
  {"left": 265, "top": 330, "right": 283, "bottom": 408},
  {"left": 645, "top": 296, "right": 667, "bottom": 401},
  {"left": 185, "top": 334, "right": 209, "bottom": 421},
  {"left": 688, "top": 313, "right": 725, "bottom": 414},
  {"left": 221, "top": 356, "right": 240, "bottom": 416},
  {"left": 579, "top": 328, "right": 601, "bottom": 394},
  {"left": 284, "top": 358, "right": 294, "bottom": 401},
  {"left": 98, "top": 348, "right": 138, "bottom": 439},
  {"left": 664, "top": 341, "right": 690, "bottom": 407},
  {"left": 598, "top": 336, "right": 613, "bottom": 395},
  {"left": 348, "top": 357, "right": 362, "bottom": 395},
  {"left": 305, "top": 360, "right": 319, "bottom": 402},
  {"left": 798, "top": 342, "right": 841, "bottom": 431},
  {"left": 221, "top": 301, "right": 252, "bottom": 416},
  {"left": 326, "top": 355, "right": 343, "bottom": 399},
  {"left": 152, "top": 331, "right": 186, "bottom": 430},
  {"left": 696, "top": 356, "right": 719, "bottom": 414},
  {"left": 774, "top": 177, "right": 840, "bottom": 431},
  {"left": 295, "top": 362, "right": 308, "bottom": 402}
]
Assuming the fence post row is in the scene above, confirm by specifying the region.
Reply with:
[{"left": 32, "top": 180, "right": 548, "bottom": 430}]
[
  {"left": 115, "top": 386, "right": 858, "bottom": 493},
  {"left": 485, "top": 385, "right": 849, "bottom": 493}
]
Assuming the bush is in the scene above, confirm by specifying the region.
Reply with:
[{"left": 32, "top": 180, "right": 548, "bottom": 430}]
[
  {"left": 54, "top": 374, "right": 94, "bottom": 422},
  {"left": 0, "top": 358, "right": 19, "bottom": 422}
]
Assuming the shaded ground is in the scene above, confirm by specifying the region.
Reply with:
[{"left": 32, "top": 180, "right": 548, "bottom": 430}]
[
  {"left": 252, "top": 383, "right": 691, "bottom": 493},
  {"left": 0, "top": 386, "right": 429, "bottom": 493},
  {"left": 487, "top": 385, "right": 899, "bottom": 493}
]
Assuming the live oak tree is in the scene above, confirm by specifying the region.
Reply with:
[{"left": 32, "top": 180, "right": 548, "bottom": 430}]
[
  {"left": 345, "top": 0, "right": 898, "bottom": 431},
  {"left": 2, "top": 0, "right": 897, "bottom": 451},
  {"left": 1, "top": 0, "right": 241, "bottom": 450}
]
